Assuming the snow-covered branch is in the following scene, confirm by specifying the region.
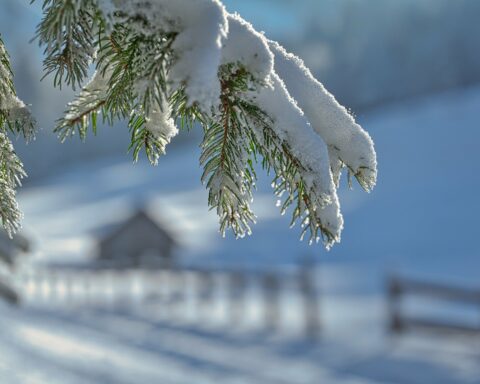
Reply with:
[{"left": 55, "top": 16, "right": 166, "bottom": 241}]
[
  {"left": 30, "top": 0, "right": 377, "bottom": 247},
  {"left": 0, "top": 35, "right": 35, "bottom": 236},
  {"left": 270, "top": 41, "right": 377, "bottom": 191}
]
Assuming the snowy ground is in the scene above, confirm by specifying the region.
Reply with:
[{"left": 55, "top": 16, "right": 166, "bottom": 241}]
[
  {"left": 0, "top": 291, "right": 479, "bottom": 384},
  {"left": 1, "top": 85, "right": 479, "bottom": 383}
]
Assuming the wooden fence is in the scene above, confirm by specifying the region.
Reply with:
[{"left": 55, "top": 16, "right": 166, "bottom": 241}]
[
  {"left": 387, "top": 275, "right": 480, "bottom": 335},
  {"left": 17, "top": 265, "right": 322, "bottom": 338}
]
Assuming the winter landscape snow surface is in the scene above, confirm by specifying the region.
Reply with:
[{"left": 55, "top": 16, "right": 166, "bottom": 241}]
[{"left": 1, "top": 85, "right": 477, "bottom": 384}]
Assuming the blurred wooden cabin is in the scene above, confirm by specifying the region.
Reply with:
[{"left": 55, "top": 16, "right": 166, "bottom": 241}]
[{"left": 96, "top": 210, "right": 176, "bottom": 269}]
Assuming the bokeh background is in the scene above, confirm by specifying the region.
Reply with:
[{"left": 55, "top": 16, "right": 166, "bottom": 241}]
[{"left": 1, "top": 1, "right": 479, "bottom": 383}]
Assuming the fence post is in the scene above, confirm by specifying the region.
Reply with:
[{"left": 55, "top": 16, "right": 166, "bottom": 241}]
[
  {"left": 45, "top": 269, "right": 56, "bottom": 305},
  {"left": 262, "top": 272, "right": 280, "bottom": 332},
  {"left": 80, "top": 271, "right": 91, "bottom": 307},
  {"left": 299, "top": 260, "right": 321, "bottom": 339},
  {"left": 197, "top": 270, "right": 215, "bottom": 322},
  {"left": 40, "top": 269, "right": 51, "bottom": 303},
  {"left": 171, "top": 269, "right": 187, "bottom": 319},
  {"left": 387, "top": 276, "right": 403, "bottom": 333},
  {"left": 228, "top": 271, "right": 247, "bottom": 326}
]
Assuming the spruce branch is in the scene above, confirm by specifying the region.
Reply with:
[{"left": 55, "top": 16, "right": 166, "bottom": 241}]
[
  {"left": 193, "top": 66, "right": 259, "bottom": 238},
  {"left": 55, "top": 74, "right": 109, "bottom": 141},
  {"left": 30, "top": 1, "right": 376, "bottom": 247},
  {"left": 56, "top": 23, "right": 178, "bottom": 164},
  {"left": 0, "top": 36, "right": 36, "bottom": 142},
  {"left": 234, "top": 91, "right": 338, "bottom": 245},
  {"left": 182, "top": 64, "right": 338, "bottom": 243},
  {"left": 35, "top": 0, "right": 100, "bottom": 89},
  {"left": 259, "top": 129, "right": 338, "bottom": 245},
  {"left": 0, "top": 35, "right": 36, "bottom": 235},
  {"left": 0, "top": 37, "right": 15, "bottom": 97},
  {"left": 0, "top": 133, "right": 26, "bottom": 236}
]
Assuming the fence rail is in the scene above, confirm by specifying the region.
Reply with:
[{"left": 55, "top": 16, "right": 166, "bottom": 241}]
[{"left": 387, "top": 275, "right": 480, "bottom": 334}]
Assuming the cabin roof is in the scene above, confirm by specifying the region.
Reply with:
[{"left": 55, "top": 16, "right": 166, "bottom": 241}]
[{"left": 98, "top": 209, "right": 176, "bottom": 249}]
